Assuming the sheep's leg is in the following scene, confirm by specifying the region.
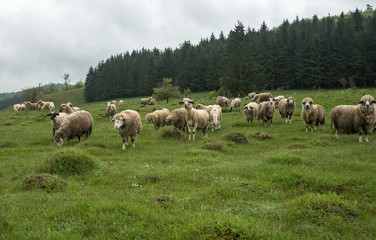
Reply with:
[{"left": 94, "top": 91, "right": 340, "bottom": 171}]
[
  {"left": 359, "top": 133, "right": 363, "bottom": 142},
  {"left": 305, "top": 124, "right": 308, "bottom": 132},
  {"left": 187, "top": 125, "right": 192, "bottom": 142},
  {"left": 192, "top": 126, "right": 196, "bottom": 142},
  {"left": 52, "top": 128, "right": 55, "bottom": 137},
  {"left": 131, "top": 137, "right": 136, "bottom": 147},
  {"left": 122, "top": 138, "right": 126, "bottom": 150},
  {"left": 334, "top": 129, "right": 339, "bottom": 139}
]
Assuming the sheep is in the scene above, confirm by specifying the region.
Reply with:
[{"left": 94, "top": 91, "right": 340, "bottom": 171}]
[
  {"left": 13, "top": 104, "right": 20, "bottom": 112},
  {"left": 37, "top": 100, "right": 55, "bottom": 111},
  {"left": 140, "top": 97, "right": 152, "bottom": 106},
  {"left": 119, "top": 100, "right": 124, "bottom": 106},
  {"left": 65, "top": 102, "right": 80, "bottom": 111},
  {"left": 13, "top": 103, "right": 26, "bottom": 112},
  {"left": 54, "top": 110, "right": 93, "bottom": 146},
  {"left": 250, "top": 94, "right": 260, "bottom": 102},
  {"left": 229, "top": 98, "right": 241, "bottom": 112},
  {"left": 46, "top": 112, "right": 68, "bottom": 137},
  {"left": 246, "top": 92, "right": 256, "bottom": 100},
  {"left": 258, "top": 98, "right": 275, "bottom": 126},
  {"left": 179, "top": 99, "right": 209, "bottom": 142},
  {"left": 257, "top": 93, "right": 273, "bottom": 102},
  {"left": 209, "top": 105, "right": 222, "bottom": 131},
  {"left": 301, "top": 97, "right": 325, "bottom": 132},
  {"left": 195, "top": 104, "right": 217, "bottom": 113},
  {"left": 243, "top": 102, "right": 259, "bottom": 123},
  {"left": 106, "top": 102, "right": 117, "bottom": 117},
  {"left": 330, "top": 95, "right": 376, "bottom": 142},
  {"left": 111, "top": 100, "right": 117, "bottom": 105},
  {"left": 111, "top": 110, "right": 142, "bottom": 150},
  {"left": 165, "top": 108, "right": 187, "bottom": 133},
  {"left": 24, "top": 101, "right": 39, "bottom": 110},
  {"left": 148, "top": 98, "right": 155, "bottom": 105},
  {"left": 59, "top": 104, "right": 76, "bottom": 114},
  {"left": 278, "top": 97, "right": 296, "bottom": 123},
  {"left": 216, "top": 96, "right": 230, "bottom": 107},
  {"left": 145, "top": 108, "right": 171, "bottom": 130},
  {"left": 273, "top": 95, "right": 285, "bottom": 108}
]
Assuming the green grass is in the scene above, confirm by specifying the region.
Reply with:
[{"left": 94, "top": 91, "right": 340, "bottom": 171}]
[{"left": 1, "top": 88, "right": 376, "bottom": 239}]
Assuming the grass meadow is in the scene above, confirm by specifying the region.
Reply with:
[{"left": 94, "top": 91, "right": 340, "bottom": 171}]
[{"left": 0, "top": 88, "right": 376, "bottom": 239}]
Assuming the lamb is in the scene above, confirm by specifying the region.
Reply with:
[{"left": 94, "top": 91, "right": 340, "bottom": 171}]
[
  {"left": 165, "top": 108, "right": 187, "bottom": 133},
  {"left": 179, "top": 99, "right": 209, "bottom": 142},
  {"left": 145, "top": 108, "right": 171, "bottom": 130},
  {"left": 140, "top": 97, "right": 152, "bottom": 106},
  {"left": 37, "top": 100, "right": 55, "bottom": 111},
  {"left": 278, "top": 97, "right": 296, "bottom": 123},
  {"left": 54, "top": 110, "right": 93, "bottom": 146},
  {"left": 216, "top": 96, "right": 230, "bottom": 107},
  {"left": 119, "top": 100, "right": 124, "bottom": 106},
  {"left": 257, "top": 93, "right": 273, "bottom": 102},
  {"left": 209, "top": 105, "right": 222, "bottom": 131},
  {"left": 111, "top": 110, "right": 142, "bottom": 150},
  {"left": 24, "top": 101, "right": 39, "bottom": 110},
  {"left": 330, "top": 95, "right": 376, "bottom": 142},
  {"left": 229, "top": 98, "right": 241, "bottom": 112},
  {"left": 243, "top": 102, "right": 259, "bottom": 123},
  {"left": 195, "top": 104, "right": 217, "bottom": 113},
  {"left": 301, "top": 97, "right": 325, "bottom": 132},
  {"left": 258, "top": 98, "right": 275, "bottom": 126},
  {"left": 246, "top": 92, "right": 256, "bottom": 100},
  {"left": 47, "top": 112, "right": 68, "bottom": 137},
  {"left": 106, "top": 102, "right": 117, "bottom": 117}
]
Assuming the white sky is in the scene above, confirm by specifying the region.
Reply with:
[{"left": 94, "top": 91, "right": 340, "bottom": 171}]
[{"left": 0, "top": 0, "right": 371, "bottom": 93}]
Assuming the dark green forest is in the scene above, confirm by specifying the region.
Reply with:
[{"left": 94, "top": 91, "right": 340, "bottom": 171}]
[{"left": 84, "top": 7, "right": 376, "bottom": 101}]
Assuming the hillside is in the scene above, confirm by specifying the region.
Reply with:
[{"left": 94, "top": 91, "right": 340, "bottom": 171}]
[{"left": 1, "top": 88, "right": 376, "bottom": 239}]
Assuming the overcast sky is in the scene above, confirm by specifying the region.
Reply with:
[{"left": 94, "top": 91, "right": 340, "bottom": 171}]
[{"left": 0, "top": 0, "right": 371, "bottom": 93}]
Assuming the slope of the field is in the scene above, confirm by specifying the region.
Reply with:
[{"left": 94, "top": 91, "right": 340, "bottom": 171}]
[{"left": 0, "top": 88, "right": 375, "bottom": 239}]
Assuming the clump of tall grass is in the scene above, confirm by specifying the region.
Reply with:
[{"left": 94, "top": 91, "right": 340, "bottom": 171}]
[
  {"left": 221, "top": 132, "right": 249, "bottom": 145},
  {"left": 22, "top": 173, "right": 67, "bottom": 192}
]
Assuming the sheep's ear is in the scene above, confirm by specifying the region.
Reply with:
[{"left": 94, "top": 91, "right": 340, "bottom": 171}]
[
  {"left": 46, "top": 113, "right": 52, "bottom": 116},
  {"left": 189, "top": 101, "right": 195, "bottom": 104},
  {"left": 111, "top": 118, "right": 115, "bottom": 122},
  {"left": 372, "top": 100, "right": 376, "bottom": 104},
  {"left": 358, "top": 100, "right": 364, "bottom": 104},
  {"left": 179, "top": 102, "right": 184, "bottom": 105}
]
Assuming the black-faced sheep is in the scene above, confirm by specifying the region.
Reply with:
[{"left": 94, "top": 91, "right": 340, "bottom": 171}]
[
  {"left": 165, "top": 108, "right": 187, "bottom": 133},
  {"left": 278, "top": 97, "right": 296, "bottom": 123},
  {"left": 37, "top": 100, "right": 55, "bottom": 111},
  {"left": 54, "top": 111, "right": 93, "bottom": 146},
  {"left": 330, "top": 95, "right": 376, "bottom": 142},
  {"left": 246, "top": 92, "right": 256, "bottom": 100},
  {"left": 257, "top": 93, "right": 273, "bottom": 102},
  {"left": 301, "top": 97, "right": 325, "bottom": 132},
  {"left": 180, "top": 99, "right": 209, "bottom": 142},
  {"left": 145, "top": 108, "right": 171, "bottom": 130},
  {"left": 258, "top": 98, "right": 275, "bottom": 126},
  {"left": 106, "top": 102, "right": 117, "bottom": 117},
  {"left": 47, "top": 112, "right": 68, "bottom": 137},
  {"left": 243, "top": 102, "right": 259, "bottom": 123},
  {"left": 112, "top": 110, "right": 142, "bottom": 150},
  {"left": 216, "top": 96, "right": 230, "bottom": 107},
  {"left": 24, "top": 101, "right": 39, "bottom": 110},
  {"left": 209, "top": 106, "right": 222, "bottom": 131},
  {"left": 229, "top": 98, "right": 241, "bottom": 112}
]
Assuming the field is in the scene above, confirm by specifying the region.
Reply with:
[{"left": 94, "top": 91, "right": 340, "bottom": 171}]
[{"left": 1, "top": 88, "right": 376, "bottom": 239}]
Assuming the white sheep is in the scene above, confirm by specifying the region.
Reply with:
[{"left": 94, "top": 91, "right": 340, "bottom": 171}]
[
  {"left": 278, "top": 97, "right": 296, "bottom": 123},
  {"left": 37, "top": 100, "right": 55, "bottom": 111},
  {"left": 112, "top": 110, "right": 142, "bottom": 150},
  {"left": 245, "top": 92, "right": 256, "bottom": 100},
  {"left": 258, "top": 98, "right": 275, "bottom": 126},
  {"left": 195, "top": 104, "right": 217, "bottom": 113},
  {"left": 59, "top": 104, "right": 76, "bottom": 114},
  {"left": 24, "top": 101, "right": 39, "bottom": 110},
  {"left": 216, "top": 96, "right": 230, "bottom": 107},
  {"left": 119, "top": 100, "right": 124, "bottom": 106},
  {"left": 145, "top": 108, "right": 171, "bottom": 130},
  {"left": 229, "top": 98, "right": 241, "bottom": 112},
  {"left": 54, "top": 110, "right": 93, "bottom": 146},
  {"left": 111, "top": 100, "right": 117, "bottom": 105},
  {"left": 47, "top": 112, "right": 68, "bottom": 137},
  {"left": 257, "top": 93, "right": 273, "bottom": 102},
  {"left": 65, "top": 102, "right": 80, "bottom": 111},
  {"left": 140, "top": 97, "right": 152, "bottom": 106},
  {"left": 209, "top": 105, "right": 222, "bottom": 131},
  {"left": 165, "top": 108, "right": 187, "bottom": 133},
  {"left": 301, "top": 97, "right": 325, "bottom": 132},
  {"left": 243, "top": 102, "right": 259, "bottom": 123},
  {"left": 180, "top": 99, "right": 209, "bottom": 142},
  {"left": 330, "top": 95, "right": 376, "bottom": 142},
  {"left": 106, "top": 102, "right": 117, "bottom": 117}
]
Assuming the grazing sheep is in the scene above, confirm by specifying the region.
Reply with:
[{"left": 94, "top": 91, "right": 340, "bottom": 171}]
[
  {"left": 216, "top": 96, "right": 230, "bottom": 107},
  {"left": 65, "top": 102, "right": 80, "bottom": 111},
  {"left": 47, "top": 112, "right": 68, "bottom": 137},
  {"left": 106, "top": 102, "right": 117, "bottom": 117},
  {"left": 258, "top": 98, "right": 275, "bottom": 126},
  {"left": 140, "top": 97, "right": 152, "bottom": 106},
  {"left": 209, "top": 105, "right": 222, "bottom": 131},
  {"left": 165, "top": 108, "right": 187, "bottom": 133},
  {"left": 229, "top": 98, "right": 241, "bottom": 112},
  {"left": 24, "top": 101, "right": 39, "bottom": 110},
  {"left": 257, "top": 93, "right": 273, "bottom": 102},
  {"left": 54, "top": 110, "right": 93, "bottom": 146},
  {"left": 148, "top": 98, "right": 155, "bottom": 105},
  {"left": 330, "top": 95, "right": 376, "bottom": 142},
  {"left": 246, "top": 92, "right": 256, "bottom": 100},
  {"left": 301, "top": 97, "right": 325, "bottom": 132},
  {"left": 59, "top": 104, "right": 76, "bottom": 114},
  {"left": 37, "top": 100, "right": 55, "bottom": 111},
  {"left": 13, "top": 103, "right": 26, "bottom": 112},
  {"left": 111, "top": 100, "right": 117, "bottom": 105},
  {"left": 250, "top": 94, "right": 260, "bottom": 102},
  {"left": 180, "top": 99, "right": 209, "bottom": 142},
  {"left": 13, "top": 104, "right": 20, "bottom": 112},
  {"left": 243, "top": 102, "right": 259, "bottom": 123},
  {"left": 195, "top": 104, "right": 217, "bottom": 113},
  {"left": 111, "top": 110, "right": 142, "bottom": 150},
  {"left": 119, "top": 100, "right": 124, "bottom": 106},
  {"left": 278, "top": 97, "right": 296, "bottom": 123},
  {"left": 145, "top": 108, "right": 171, "bottom": 130}
]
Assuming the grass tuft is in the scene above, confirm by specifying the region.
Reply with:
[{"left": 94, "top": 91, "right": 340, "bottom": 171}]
[
  {"left": 156, "top": 127, "right": 182, "bottom": 139},
  {"left": 22, "top": 173, "right": 67, "bottom": 192},
  {"left": 221, "top": 132, "right": 249, "bottom": 145},
  {"left": 200, "top": 140, "right": 224, "bottom": 151}
]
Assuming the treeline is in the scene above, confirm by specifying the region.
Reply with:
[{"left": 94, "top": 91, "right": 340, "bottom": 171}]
[{"left": 84, "top": 7, "right": 376, "bottom": 101}]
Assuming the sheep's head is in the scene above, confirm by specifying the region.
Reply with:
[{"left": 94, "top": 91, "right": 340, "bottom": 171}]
[
  {"left": 195, "top": 104, "right": 204, "bottom": 110},
  {"left": 302, "top": 97, "right": 313, "bottom": 110},
  {"left": 287, "top": 97, "right": 295, "bottom": 105},
  {"left": 111, "top": 114, "right": 125, "bottom": 130},
  {"left": 358, "top": 95, "right": 375, "bottom": 112},
  {"left": 180, "top": 100, "right": 194, "bottom": 110},
  {"left": 54, "top": 133, "right": 64, "bottom": 147},
  {"left": 268, "top": 98, "right": 275, "bottom": 106},
  {"left": 145, "top": 113, "right": 154, "bottom": 124},
  {"left": 59, "top": 104, "right": 67, "bottom": 113},
  {"left": 47, "top": 112, "right": 59, "bottom": 121}
]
